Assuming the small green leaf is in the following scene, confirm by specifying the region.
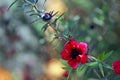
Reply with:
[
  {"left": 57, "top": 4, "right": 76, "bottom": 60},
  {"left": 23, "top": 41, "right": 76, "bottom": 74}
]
[
  {"left": 103, "top": 63, "right": 113, "bottom": 70},
  {"left": 104, "top": 51, "right": 113, "bottom": 60},
  {"left": 41, "top": 23, "right": 48, "bottom": 32},
  {"left": 88, "top": 78, "right": 99, "bottom": 80},
  {"left": 93, "top": 69, "right": 101, "bottom": 79},
  {"left": 88, "top": 55, "right": 98, "bottom": 61},
  {"left": 86, "top": 62, "right": 99, "bottom": 67},
  {"left": 99, "top": 63, "right": 104, "bottom": 77},
  {"left": 62, "top": 66, "right": 71, "bottom": 71},
  {"left": 76, "top": 64, "right": 85, "bottom": 73},
  {"left": 98, "top": 52, "right": 105, "bottom": 62},
  {"left": 76, "top": 65, "right": 87, "bottom": 78},
  {"left": 8, "top": 0, "right": 18, "bottom": 10},
  {"left": 98, "top": 51, "right": 113, "bottom": 62}
]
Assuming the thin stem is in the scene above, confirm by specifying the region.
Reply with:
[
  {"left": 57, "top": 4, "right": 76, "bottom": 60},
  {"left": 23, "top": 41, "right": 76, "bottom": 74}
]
[
  {"left": 48, "top": 23, "right": 58, "bottom": 33},
  {"left": 33, "top": 4, "right": 41, "bottom": 13},
  {"left": 25, "top": 0, "right": 42, "bottom": 13},
  {"left": 67, "top": 68, "right": 73, "bottom": 80},
  {"left": 41, "top": 0, "right": 47, "bottom": 11}
]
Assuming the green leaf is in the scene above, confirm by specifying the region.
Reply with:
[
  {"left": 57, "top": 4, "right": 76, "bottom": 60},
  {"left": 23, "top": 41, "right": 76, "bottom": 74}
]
[
  {"left": 86, "top": 62, "right": 99, "bottom": 67},
  {"left": 76, "top": 64, "right": 85, "bottom": 73},
  {"left": 98, "top": 52, "right": 105, "bottom": 62},
  {"left": 104, "top": 51, "right": 113, "bottom": 60},
  {"left": 88, "top": 55, "right": 98, "bottom": 61},
  {"left": 98, "top": 51, "right": 113, "bottom": 62},
  {"left": 41, "top": 23, "right": 48, "bottom": 32},
  {"left": 62, "top": 66, "right": 71, "bottom": 71},
  {"left": 103, "top": 63, "right": 113, "bottom": 70},
  {"left": 99, "top": 63, "right": 104, "bottom": 77},
  {"left": 76, "top": 65, "right": 87, "bottom": 78},
  {"left": 8, "top": 0, "right": 18, "bottom": 10},
  {"left": 93, "top": 69, "right": 101, "bottom": 79},
  {"left": 88, "top": 78, "right": 99, "bottom": 80}
]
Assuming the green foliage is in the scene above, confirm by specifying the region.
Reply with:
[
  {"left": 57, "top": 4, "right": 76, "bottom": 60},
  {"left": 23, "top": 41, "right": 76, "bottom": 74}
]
[
  {"left": 103, "top": 63, "right": 113, "bottom": 70},
  {"left": 86, "top": 62, "right": 99, "bottom": 67},
  {"left": 98, "top": 51, "right": 113, "bottom": 62}
]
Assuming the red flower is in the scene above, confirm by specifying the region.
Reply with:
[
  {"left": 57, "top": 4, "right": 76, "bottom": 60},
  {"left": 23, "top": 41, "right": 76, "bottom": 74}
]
[
  {"left": 112, "top": 60, "right": 120, "bottom": 75},
  {"left": 63, "top": 71, "right": 68, "bottom": 78},
  {"left": 61, "top": 39, "right": 88, "bottom": 69}
]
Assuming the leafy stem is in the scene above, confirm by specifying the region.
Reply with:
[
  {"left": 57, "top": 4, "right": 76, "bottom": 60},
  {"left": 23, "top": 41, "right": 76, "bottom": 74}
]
[{"left": 67, "top": 68, "right": 73, "bottom": 80}]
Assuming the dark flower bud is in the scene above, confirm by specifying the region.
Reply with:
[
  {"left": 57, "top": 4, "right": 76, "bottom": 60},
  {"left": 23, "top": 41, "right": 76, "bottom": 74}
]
[{"left": 42, "top": 13, "right": 52, "bottom": 21}]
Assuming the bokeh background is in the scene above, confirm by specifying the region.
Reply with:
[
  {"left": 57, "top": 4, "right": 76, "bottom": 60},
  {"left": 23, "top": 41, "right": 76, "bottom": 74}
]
[{"left": 0, "top": 0, "right": 120, "bottom": 80}]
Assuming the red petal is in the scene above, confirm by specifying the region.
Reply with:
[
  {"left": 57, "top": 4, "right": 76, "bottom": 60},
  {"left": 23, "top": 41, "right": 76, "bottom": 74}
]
[
  {"left": 112, "top": 60, "right": 120, "bottom": 75},
  {"left": 65, "top": 40, "right": 78, "bottom": 49},
  {"left": 113, "top": 66, "right": 120, "bottom": 74},
  {"left": 112, "top": 60, "right": 120, "bottom": 67},
  {"left": 77, "top": 55, "right": 88, "bottom": 64},
  {"left": 77, "top": 42, "right": 88, "bottom": 54},
  {"left": 68, "top": 59, "right": 78, "bottom": 69},
  {"left": 61, "top": 49, "right": 71, "bottom": 60}
]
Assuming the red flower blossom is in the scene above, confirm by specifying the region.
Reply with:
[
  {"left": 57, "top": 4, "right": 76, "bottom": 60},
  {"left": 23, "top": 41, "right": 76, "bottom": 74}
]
[
  {"left": 112, "top": 60, "right": 120, "bottom": 75},
  {"left": 61, "top": 39, "right": 88, "bottom": 69},
  {"left": 63, "top": 71, "right": 68, "bottom": 78}
]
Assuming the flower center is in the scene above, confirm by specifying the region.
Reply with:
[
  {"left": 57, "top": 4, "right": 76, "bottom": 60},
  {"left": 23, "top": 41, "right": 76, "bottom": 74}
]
[{"left": 71, "top": 49, "right": 79, "bottom": 59}]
